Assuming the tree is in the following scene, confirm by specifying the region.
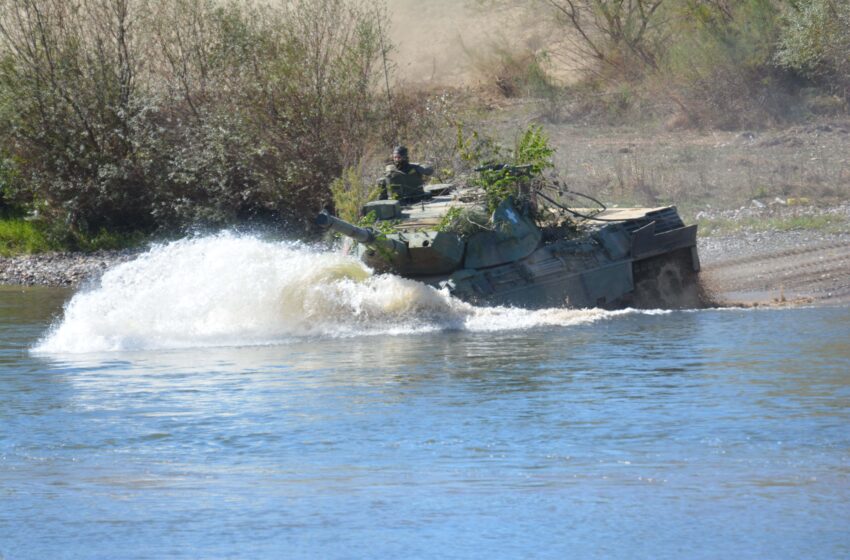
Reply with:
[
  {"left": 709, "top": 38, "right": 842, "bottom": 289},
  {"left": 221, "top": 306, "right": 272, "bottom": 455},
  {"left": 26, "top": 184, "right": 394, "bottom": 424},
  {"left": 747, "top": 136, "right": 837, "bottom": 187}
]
[
  {"left": 777, "top": 0, "right": 850, "bottom": 98},
  {"left": 544, "top": 0, "right": 667, "bottom": 76}
]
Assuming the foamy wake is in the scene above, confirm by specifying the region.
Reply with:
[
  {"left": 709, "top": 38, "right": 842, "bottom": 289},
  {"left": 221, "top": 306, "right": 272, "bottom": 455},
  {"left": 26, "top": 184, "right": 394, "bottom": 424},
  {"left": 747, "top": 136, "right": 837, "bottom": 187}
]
[{"left": 33, "top": 233, "right": 663, "bottom": 354}]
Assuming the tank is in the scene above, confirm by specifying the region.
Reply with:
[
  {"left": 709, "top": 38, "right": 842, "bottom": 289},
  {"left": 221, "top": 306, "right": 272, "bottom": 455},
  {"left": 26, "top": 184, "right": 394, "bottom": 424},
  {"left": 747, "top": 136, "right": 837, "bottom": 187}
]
[{"left": 317, "top": 166, "right": 702, "bottom": 309}]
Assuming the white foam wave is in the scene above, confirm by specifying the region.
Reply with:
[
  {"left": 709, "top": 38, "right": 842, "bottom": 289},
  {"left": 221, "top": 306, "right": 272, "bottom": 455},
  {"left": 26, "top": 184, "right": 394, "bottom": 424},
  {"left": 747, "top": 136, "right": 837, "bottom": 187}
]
[{"left": 33, "top": 233, "right": 663, "bottom": 354}]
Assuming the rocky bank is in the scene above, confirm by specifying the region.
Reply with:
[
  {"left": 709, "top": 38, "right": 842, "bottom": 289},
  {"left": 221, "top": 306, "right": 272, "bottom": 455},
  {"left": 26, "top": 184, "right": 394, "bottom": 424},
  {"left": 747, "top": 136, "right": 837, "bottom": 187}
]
[{"left": 0, "top": 250, "right": 140, "bottom": 287}]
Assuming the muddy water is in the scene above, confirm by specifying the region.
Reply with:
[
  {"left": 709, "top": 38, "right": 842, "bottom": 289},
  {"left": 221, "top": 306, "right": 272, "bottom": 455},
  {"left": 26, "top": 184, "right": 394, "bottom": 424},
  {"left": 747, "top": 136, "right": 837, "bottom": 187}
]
[{"left": 1, "top": 236, "right": 849, "bottom": 560}]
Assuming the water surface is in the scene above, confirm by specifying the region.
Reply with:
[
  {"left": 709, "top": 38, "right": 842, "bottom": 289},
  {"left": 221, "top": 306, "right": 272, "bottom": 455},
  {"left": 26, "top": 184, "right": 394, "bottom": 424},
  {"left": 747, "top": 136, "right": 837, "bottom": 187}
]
[{"left": 1, "top": 237, "right": 849, "bottom": 559}]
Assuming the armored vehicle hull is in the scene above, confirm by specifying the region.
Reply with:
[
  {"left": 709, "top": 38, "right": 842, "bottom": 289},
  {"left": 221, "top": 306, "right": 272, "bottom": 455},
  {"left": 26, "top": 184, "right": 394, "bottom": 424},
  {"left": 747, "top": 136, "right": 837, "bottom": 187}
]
[{"left": 319, "top": 182, "right": 701, "bottom": 310}]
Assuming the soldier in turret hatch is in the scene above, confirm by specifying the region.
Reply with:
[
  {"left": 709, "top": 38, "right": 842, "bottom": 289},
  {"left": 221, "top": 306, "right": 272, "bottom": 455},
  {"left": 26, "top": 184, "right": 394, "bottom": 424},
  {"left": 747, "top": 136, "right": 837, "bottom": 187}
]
[{"left": 377, "top": 145, "right": 433, "bottom": 202}]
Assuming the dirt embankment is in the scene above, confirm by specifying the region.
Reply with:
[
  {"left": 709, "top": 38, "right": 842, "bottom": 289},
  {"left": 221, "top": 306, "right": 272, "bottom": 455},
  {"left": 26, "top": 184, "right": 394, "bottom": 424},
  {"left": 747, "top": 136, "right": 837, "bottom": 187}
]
[
  {"left": 699, "top": 230, "right": 850, "bottom": 307},
  {"left": 385, "top": 0, "right": 577, "bottom": 88}
]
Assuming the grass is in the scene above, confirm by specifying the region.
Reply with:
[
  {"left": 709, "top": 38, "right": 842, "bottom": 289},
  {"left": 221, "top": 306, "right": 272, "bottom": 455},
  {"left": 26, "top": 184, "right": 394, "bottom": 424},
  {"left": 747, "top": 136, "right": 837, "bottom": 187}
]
[
  {"left": 75, "top": 229, "right": 147, "bottom": 252},
  {"left": 0, "top": 217, "right": 147, "bottom": 256},
  {"left": 0, "top": 218, "right": 58, "bottom": 256},
  {"left": 697, "top": 214, "right": 850, "bottom": 237}
]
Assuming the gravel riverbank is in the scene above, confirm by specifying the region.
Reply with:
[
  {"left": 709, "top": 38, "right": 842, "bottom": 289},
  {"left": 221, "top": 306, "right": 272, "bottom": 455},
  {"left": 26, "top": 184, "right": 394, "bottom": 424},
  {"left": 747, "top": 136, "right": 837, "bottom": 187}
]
[
  {"left": 2, "top": 216, "right": 849, "bottom": 307},
  {"left": 0, "top": 250, "right": 140, "bottom": 287}
]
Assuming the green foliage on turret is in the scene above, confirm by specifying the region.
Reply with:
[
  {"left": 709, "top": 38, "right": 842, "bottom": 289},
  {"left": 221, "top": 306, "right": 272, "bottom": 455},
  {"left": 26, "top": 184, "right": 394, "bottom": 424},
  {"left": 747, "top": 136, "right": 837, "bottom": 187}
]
[
  {"left": 457, "top": 124, "right": 555, "bottom": 213},
  {"left": 437, "top": 206, "right": 490, "bottom": 236}
]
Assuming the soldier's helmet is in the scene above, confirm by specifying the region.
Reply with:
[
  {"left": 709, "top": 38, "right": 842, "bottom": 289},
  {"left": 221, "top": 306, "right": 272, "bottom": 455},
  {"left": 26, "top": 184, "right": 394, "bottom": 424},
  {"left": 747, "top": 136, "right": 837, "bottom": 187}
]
[{"left": 393, "top": 145, "right": 409, "bottom": 158}]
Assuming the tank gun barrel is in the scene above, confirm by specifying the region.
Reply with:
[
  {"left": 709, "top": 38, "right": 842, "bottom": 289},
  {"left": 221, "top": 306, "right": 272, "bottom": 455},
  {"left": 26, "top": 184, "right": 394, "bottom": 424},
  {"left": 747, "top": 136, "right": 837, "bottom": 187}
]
[
  {"left": 316, "top": 210, "right": 409, "bottom": 258},
  {"left": 316, "top": 210, "right": 375, "bottom": 243}
]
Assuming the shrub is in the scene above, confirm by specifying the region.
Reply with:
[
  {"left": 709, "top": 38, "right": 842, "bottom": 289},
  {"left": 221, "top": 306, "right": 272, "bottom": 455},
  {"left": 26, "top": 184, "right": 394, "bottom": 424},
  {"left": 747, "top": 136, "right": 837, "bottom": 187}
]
[
  {"left": 330, "top": 165, "right": 381, "bottom": 224},
  {"left": 457, "top": 124, "right": 555, "bottom": 212},
  {"left": 776, "top": 0, "right": 850, "bottom": 100},
  {"left": 0, "top": 0, "right": 397, "bottom": 237},
  {"left": 538, "top": 0, "right": 849, "bottom": 127},
  {"left": 467, "top": 39, "right": 559, "bottom": 99},
  {"left": 0, "top": 153, "right": 17, "bottom": 214},
  {"left": 658, "top": 0, "right": 791, "bottom": 128},
  {"left": 545, "top": 0, "right": 667, "bottom": 74},
  {"left": 0, "top": 0, "right": 154, "bottom": 232},
  {"left": 0, "top": 218, "right": 57, "bottom": 255}
]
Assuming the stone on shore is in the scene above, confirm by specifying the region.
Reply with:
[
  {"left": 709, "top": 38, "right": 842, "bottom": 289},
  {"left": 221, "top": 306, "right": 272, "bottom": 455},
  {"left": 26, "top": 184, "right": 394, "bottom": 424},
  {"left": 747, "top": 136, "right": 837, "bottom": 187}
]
[{"left": 0, "top": 250, "right": 139, "bottom": 287}]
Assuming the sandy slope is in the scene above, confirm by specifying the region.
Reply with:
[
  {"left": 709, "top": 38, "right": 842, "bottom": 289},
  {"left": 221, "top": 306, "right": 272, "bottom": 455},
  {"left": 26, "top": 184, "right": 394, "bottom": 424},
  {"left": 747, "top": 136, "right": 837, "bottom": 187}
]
[{"left": 385, "top": 0, "right": 579, "bottom": 87}]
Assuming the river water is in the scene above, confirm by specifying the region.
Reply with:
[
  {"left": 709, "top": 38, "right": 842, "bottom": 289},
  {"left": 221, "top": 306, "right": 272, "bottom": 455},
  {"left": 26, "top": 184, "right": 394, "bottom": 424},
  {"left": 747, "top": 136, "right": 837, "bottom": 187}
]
[{"left": 2, "top": 234, "right": 849, "bottom": 560}]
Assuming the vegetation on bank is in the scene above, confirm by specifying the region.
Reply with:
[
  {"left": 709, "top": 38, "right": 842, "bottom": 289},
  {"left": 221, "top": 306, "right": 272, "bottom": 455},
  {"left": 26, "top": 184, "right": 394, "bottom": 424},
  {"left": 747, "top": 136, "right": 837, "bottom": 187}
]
[
  {"left": 0, "top": 216, "right": 55, "bottom": 256},
  {"left": 482, "top": 0, "right": 849, "bottom": 127},
  {"left": 0, "top": 209, "right": 147, "bottom": 255},
  {"left": 697, "top": 212, "right": 850, "bottom": 237},
  {"left": 0, "top": 0, "right": 848, "bottom": 255},
  {"left": 0, "top": 0, "right": 407, "bottom": 251}
]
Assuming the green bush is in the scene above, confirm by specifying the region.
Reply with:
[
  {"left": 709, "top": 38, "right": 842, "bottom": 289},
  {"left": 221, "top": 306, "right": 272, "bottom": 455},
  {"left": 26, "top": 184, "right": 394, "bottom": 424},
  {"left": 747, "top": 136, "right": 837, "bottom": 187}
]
[
  {"left": 0, "top": 218, "right": 57, "bottom": 255},
  {"left": 0, "top": 0, "right": 397, "bottom": 238},
  {"left": 458, "top": 124, "right": 555, "bottom": 212},
  {"left": 0, "top": 154, "right": 17, "bottom": 214},
  {"left": 536, "top": 0, "right": 849, "bottom": 127},
  {"left": 0, "top": 0, "right": 153, "bottom": 232},
  {"left": 777, "top": 0, "right": 850, "bottom": 100},
  {"left": 330, "top": 166, "right": 381, "bottom": 224},
  {"left": 654, "top": 0, "right": 798, "bottom": 128},
  {"left": 467, "top": 40, "right": 559, "bottom": 99}
]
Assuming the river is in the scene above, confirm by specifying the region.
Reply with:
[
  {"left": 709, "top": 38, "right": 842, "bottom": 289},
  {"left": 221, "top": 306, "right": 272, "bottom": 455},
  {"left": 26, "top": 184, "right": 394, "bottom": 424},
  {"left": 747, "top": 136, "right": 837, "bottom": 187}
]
[{"left": 1, "top": 234, "right": 849, "bottom": 559}]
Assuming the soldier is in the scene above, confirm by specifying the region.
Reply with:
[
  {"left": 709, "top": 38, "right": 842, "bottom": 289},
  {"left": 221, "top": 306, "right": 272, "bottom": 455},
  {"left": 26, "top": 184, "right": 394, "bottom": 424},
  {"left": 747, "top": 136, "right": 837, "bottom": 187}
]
[{"left": 378, "top": 146, "right": 433, "bottom": 202}]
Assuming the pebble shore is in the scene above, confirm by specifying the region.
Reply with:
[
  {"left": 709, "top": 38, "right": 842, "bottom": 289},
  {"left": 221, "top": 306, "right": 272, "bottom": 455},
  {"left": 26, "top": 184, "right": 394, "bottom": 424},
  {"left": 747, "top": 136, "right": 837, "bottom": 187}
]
[{"left": 0, "top": 250, "right": 140, "bottom": 287}]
